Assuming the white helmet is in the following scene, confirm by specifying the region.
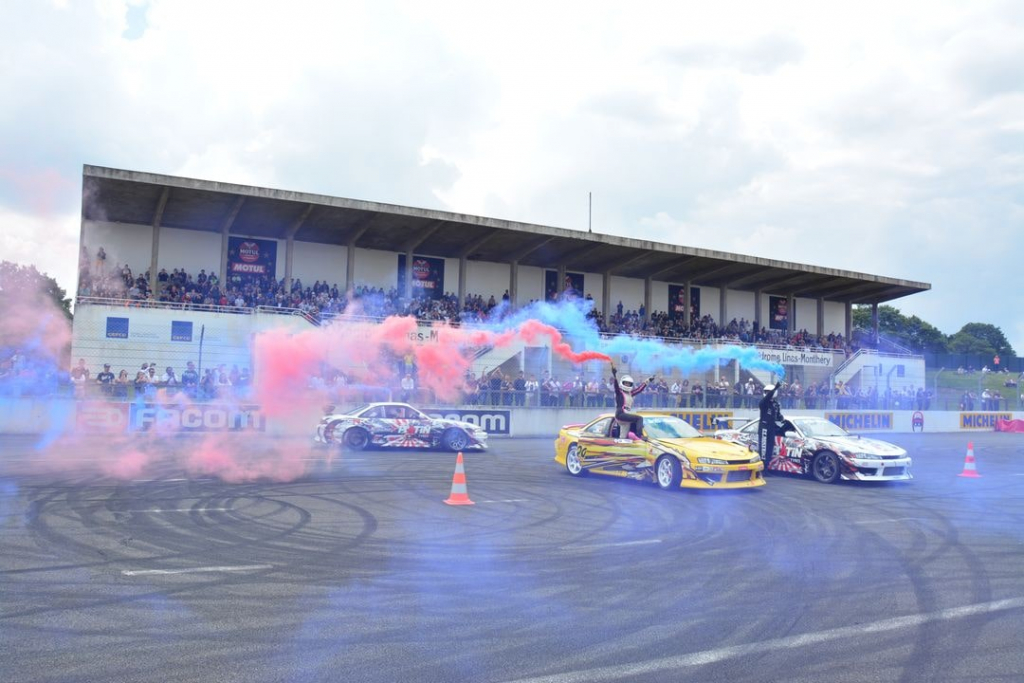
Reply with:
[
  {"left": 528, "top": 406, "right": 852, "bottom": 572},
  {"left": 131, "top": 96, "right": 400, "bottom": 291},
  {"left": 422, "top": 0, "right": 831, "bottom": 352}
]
[
  {"left": 763, "top": 384, "right": 775, "bottom": 394},
  {"left": 619, "top": 375, "right": 635, "bottom": 391}
]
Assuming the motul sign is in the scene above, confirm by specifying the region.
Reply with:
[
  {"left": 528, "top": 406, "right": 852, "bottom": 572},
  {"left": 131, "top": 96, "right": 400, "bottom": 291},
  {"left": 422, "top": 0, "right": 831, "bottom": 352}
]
[
  {"left": 412, "top": 259, "right": 431, "bottom": 280},
  {"left": 239, "top": 241, "right": 260, "bottom": 263}
]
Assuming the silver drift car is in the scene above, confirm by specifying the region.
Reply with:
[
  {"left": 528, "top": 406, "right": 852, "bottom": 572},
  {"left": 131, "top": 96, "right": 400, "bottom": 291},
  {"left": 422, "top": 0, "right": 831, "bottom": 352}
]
[
  {"left": 715, "top": 416, "right": 911, "bottom": 484},
  {"left": 315, "top": 402, "right": 489, "bottom": 452}
]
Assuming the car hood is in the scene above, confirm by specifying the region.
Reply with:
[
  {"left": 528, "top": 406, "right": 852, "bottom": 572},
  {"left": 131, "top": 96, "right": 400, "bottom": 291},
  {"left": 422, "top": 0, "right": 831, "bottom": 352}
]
[
  {"left": 812, "top": 435, "right": 906, "bottom": 456},
  {"left": 652, "top": 437, "right": 754, "bottom": 462}
]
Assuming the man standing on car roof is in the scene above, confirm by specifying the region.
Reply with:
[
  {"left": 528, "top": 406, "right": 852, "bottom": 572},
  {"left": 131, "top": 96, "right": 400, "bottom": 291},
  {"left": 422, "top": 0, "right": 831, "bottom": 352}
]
[
  {"left": 758, "top": 381, "right": 787, "bottom": 465},
  {"left": 610, "top": 364, "right": 654, "bottom": 440}
]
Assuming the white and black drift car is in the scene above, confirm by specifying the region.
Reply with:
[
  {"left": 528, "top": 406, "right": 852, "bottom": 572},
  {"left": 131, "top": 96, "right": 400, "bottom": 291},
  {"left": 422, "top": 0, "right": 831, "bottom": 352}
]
[
  {"left": 715, "top": 416, "right": 911, "bottom": 484},
  {"left": 314, "top": 402, "right": 489, "bottom": 452}
]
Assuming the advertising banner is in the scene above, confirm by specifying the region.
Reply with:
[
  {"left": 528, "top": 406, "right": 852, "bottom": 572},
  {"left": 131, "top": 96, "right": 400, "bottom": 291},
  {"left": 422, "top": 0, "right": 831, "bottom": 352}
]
[
  {"left": 757, "top": 349, "right": 835, "bottom": 368},
  {"left": 668, "top": 285, "right": 701, "bottom": 320},
  {"left": 76, "top": 402, "right": 130, "bottom": 432},
  {"left": 645, "top": 410, "right": 733, "bottom": 432},
  {"left": 960, "top": 412, "right": 1012, "bottom": 430},
  {"left": 398, "top": 254, "right": 445, "bottom": 300},
  {"left": 825, "top": 412, "right": 894, "bottom": 431},
  {"left": 106, "top": 316, "right": 129, "bottom": 339},
  {"left": 424, "top": 408, "right": 511, "bottom": 435},
  {"left": 769, "top": 295, "right": 790, "bottom": 331},
  {"left": 228, "top": 236, "right": 278, "bottom": 281},
  {"left": 171, "top": 320, "right": 193, "bottom": 342}
]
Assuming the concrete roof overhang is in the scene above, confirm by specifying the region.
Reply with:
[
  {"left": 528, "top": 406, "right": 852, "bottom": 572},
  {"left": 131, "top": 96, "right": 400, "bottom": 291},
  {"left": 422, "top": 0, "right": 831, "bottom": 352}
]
[{"left": 82, "top": 165, "right": 930, "bottom": 305}]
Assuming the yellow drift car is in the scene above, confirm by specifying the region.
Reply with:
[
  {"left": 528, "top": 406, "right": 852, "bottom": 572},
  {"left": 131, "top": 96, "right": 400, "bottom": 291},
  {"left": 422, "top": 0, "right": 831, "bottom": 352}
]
[{"left": 554, "top": 412, "right": 765, "bottom": 490}]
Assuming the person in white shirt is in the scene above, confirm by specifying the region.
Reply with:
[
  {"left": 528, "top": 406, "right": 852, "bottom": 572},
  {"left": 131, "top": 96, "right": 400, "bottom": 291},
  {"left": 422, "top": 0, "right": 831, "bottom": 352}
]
[
  {"left": 400, "top": 373, "right": 415, "bottom": 402},
  {"left": 670, "top": 380, "right": 681, "bottom": 407}
]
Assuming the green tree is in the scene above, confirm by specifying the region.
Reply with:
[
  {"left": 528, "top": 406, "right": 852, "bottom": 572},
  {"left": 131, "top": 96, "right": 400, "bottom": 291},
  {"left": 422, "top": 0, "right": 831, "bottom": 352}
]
[
  {"left": 0, "top": 260, "right": 72, "bottom": 321},
  {"left": 852, "top": 305, "right": 947, "bottom": 353},
  {"left": 948, "top": 323, "right": 1015, "bottom": 358}
]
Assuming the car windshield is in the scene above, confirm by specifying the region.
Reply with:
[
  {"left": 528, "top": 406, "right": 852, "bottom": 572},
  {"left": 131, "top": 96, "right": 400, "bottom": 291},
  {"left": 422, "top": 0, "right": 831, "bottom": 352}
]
[
  {"left": 795, "top": 418, "right": 849, "bottom": 438},
  {"left": 644, "top": 416, "right": 703, "bottom": 439}
]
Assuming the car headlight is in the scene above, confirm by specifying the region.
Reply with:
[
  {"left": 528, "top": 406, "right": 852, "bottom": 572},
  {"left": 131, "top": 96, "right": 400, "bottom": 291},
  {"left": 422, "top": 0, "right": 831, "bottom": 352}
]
[
  {"left": 698, "top": 457, "right": 728, "bottom": 465},
  {"left": 749, "top": 455, "right": 761, "bottom": 464}
]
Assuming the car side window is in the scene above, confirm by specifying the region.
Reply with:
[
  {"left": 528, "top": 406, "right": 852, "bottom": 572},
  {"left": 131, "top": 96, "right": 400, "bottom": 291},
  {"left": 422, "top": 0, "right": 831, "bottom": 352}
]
[
  {"left": 741, "top": 421, "right": 759, "bottom": 435},
  {"left": 583, "top": 418, "right": 612, "bottom": 436},
  {"left": 362, "top": 407, "right": 384, "bottom": 419}
]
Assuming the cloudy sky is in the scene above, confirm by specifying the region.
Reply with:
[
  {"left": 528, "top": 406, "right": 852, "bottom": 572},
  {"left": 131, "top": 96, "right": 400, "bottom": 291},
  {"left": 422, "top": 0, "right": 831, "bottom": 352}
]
[{"left": 2, "top": 0, "right": 1022, "bottom": 350}]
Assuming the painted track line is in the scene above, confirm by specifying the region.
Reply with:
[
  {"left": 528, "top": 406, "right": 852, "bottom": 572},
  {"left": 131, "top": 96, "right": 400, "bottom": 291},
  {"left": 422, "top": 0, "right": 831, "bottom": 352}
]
[
  {"left": 479, "top": 499, "right": 529, "bottom": 503},
  {"left": 502, "top": 597, "right": 1024, "bottom": 683},
  {"left": 566, "top": 539, "right": 662, "bottom": 551},
  {"left": 121, "top": 564, "right": 272, "bottom": 576}
]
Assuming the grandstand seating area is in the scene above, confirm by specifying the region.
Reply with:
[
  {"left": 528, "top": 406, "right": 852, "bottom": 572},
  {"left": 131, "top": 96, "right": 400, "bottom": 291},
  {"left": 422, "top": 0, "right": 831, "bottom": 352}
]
[{"left": 75, "top": 262, "right": 854, "bottom": 351}]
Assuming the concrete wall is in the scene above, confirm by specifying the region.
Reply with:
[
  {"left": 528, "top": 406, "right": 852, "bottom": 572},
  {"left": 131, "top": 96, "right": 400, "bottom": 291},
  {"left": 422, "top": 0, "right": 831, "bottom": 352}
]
[
  {"left": 83, "top": 220, "right": 153, "bottom": 277},
  {"left": 1, "top": 397, "right": 1019, "bottom": 437},
  {"left": 158, "top": 227, "right": 221, "bottom": 276},
  {"left": 292, "top": 241, "right": 346, "bottom": 288}
]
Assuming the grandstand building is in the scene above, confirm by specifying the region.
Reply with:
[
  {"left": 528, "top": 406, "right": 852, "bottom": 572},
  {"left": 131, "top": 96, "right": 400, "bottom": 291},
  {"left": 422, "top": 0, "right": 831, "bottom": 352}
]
[{"left": 72, "top": 165, "right": 931, "bottom": 405}]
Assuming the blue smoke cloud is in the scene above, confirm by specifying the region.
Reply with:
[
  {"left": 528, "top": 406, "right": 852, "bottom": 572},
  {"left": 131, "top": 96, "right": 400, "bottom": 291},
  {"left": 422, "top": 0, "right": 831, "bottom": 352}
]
[{"left": 484, "top": 299, "right": 786, "bottom": 379}]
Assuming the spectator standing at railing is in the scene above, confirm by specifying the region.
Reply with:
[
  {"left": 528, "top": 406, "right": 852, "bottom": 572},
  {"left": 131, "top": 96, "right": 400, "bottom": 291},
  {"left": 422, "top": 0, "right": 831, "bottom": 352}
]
[
  {"left": 71, "top": 358, "right": 90, "bottom": 398},
  {"left": 525, "top": 373, "right": 539, "bottom": 406},
  {"left": 181, "top": 361, "right": 199, "bottom": 398},
  {"left": 114, "top": 369, "right": 129, "bottom": 398},
  {"left": 96, "top": 363, "right": 114, "bottom": 396},
  {"left": 514, "top": 371, "right": 527, "bottom": 407},
  {"left": 161, "top": 366, "right": 178, "bottom": 387},
  {"left": 400, "top": 372, "right": 415, "bottom": 402}
]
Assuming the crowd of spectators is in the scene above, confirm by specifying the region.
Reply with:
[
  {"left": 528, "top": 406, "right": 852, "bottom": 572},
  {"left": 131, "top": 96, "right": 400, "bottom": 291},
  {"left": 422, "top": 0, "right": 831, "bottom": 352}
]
[
  {"left": 77, "top": 254, "right": 855, "bottom": 353},
  {"left": 66, "top": 357, "right": 251, "bottom": 401}
]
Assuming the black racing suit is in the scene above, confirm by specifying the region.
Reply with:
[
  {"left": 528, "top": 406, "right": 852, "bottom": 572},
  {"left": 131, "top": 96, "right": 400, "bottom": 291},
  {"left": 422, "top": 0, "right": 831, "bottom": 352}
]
[
  {"left": 612, "top": 367, "right": 650, "bottom": 437},
  {"left": 758, "top": 384, "right": 785, "bottom": 465}
]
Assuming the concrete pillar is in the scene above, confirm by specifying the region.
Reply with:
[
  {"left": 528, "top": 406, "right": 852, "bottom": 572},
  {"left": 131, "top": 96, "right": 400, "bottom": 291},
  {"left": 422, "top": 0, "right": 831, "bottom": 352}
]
[
  {"left": 788, "top": 294, "right": 796, "bottom": 333},
  {"left": 872, "top": 302, "right": 879, "bottom": 344},
  {"left": 644, "top": 277, "right": 652, "bottom": 324},
  {"left": 509, "top": 260, "right": 518, "bottom": 308},
  {"left": 557, "top": 264, "right": 566, "bottom": 297},
  {"left": 284, "top": 237, "right": 295, "bottom": 295},
  {"left": 220, "top": 229, "right": 230, "bottom": 290},
  {"left": 845, "top": 302, "right": 853, "bottom": 341},
  {"left": 817, "top": 297, "right": 825, "bottom": 338},
  {"left": 148, "top": 187, "right": 169, "bottom": 300},
  {"left": 458, "top": 256, "right": 467, "bottom": 309},
  {"left": 684, "top": 282, "right": 692, "bottom": 326},
  {"left": 218, "top": 197, "right": 244, "bottom": 289},
  {"left": 720, "top": 285, "right": 728, "bottom": 327},
  {"left": 754, "top": 289, "right": 762, "bottom": 332},
  {"left": 602, "top": 272, "right": 611, "bottom": 323},
  {"left": 149, "top": 223, "right": 160, "bottom": 299},
  {"left": 404, "top": 249, "right": 414, "bottom": 300},
  {"left": 346, "top": 244, "right": 356, "bottom": 294}
]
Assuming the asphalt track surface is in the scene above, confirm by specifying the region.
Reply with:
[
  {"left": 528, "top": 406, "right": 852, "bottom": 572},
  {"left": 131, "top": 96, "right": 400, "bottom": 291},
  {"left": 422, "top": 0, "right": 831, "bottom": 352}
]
[{"left": 2, "top": 432, "right": 1023, "bottom": 683}]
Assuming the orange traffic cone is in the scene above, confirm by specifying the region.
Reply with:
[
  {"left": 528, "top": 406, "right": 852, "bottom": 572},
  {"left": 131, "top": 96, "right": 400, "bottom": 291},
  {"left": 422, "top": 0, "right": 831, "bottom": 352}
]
[
  {"left": 958, "top": 442, "right": 981, "bottom": 478},
  {"left": 444, "top": 452, "right": 475, "bottom": 505}
]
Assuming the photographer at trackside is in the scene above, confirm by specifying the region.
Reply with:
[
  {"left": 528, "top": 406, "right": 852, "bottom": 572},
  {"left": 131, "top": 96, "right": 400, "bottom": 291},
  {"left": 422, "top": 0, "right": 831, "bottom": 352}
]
[
  {"left": 758, "top": 381, "right": 787, "bottom": 464},
  {"left": 610, "top": 363, "right": 654, "bottom": 441}
]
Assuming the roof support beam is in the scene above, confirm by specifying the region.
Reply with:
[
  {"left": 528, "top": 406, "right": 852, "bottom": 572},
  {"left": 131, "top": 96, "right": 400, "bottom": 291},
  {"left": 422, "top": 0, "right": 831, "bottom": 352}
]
[
  {"left": 219, "top": 197, "right": 245, "bottom": 288},
  {"left": 648, "top": 256, "right": 701, "bottom": 281},
  {"left": 148, "top": 187, "right": 170, "bottom": 300},
  {"left": 285, "top": 204, "right": 315, "bottom": 295},
  {"left": 594, "top": 250, "right": 651, "bottom": 276},
  {"left": 561, "top": 241, "right": 606, "bottom": 270},
  {"left": 345, "top": 216, "right": 377, "bottom": 293},
  {"left": 459, "top": 230, "right": 498, "bottom": 259},
  {"left": 403, "top": 220, "right": 445, "bottom": 253},
  {"left": 510, "top": 236, "right": 553, "bottom": 262}
]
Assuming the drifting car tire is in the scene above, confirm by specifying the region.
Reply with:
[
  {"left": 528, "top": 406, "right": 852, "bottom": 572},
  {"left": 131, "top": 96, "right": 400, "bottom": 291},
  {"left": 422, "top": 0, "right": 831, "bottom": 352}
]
[
  {"left": 343, "top": 427, "right": 371, "bottom": 451},
  {"left": 443, "top": 428, "right": 470, "bottom": 452},
  {"left": 323, "top": 421, "right": 342, "bottom": 446},
  {"left": 656, "top": 455, "right": 682, "bottom": 490},
  {"left": 811, "top": 451, "right": 841, "bottom": 484},
  {"left": 565, "top": 443, "right": 586, "bottom": 476}
]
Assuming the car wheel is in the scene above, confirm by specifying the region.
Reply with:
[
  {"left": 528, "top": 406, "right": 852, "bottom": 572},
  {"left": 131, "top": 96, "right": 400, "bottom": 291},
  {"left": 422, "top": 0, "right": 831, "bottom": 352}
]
[
  {"left": 656, "top": 455, "right": 682, "bottom": 490},
  {"left": 565, "top": 443, "right": 586, "bottom": 476},
  {"left": 323, "top": 421, "right": 341, "bottom": 445},
  {"left": 811, "top": 451, "right": 841, "bottom": 484},
  {"left": 443, "top": 428, "right": 469, "bottom": 452},
  {"left": 344, "top": 427, "right": 370, "bottom": 451}
]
